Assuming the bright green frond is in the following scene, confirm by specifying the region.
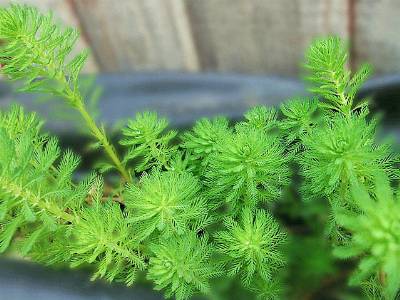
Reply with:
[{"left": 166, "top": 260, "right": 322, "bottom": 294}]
[
  {"left": 0, "top": 105, "right": 81, "bottom": 256},
  {"left": 0, "top": 4, "right": 130, "bottom": 181},
  {"left": 0, "top": 4, "right": 86, "bottom": 98},
  {"left": 279, "top": 98, "right": 319, "bottom": 153},
  {"left": 334, "top": 174, "right": 400, "bottom": 299},
  {"left": 242, "top": 106, "right": 278, "bottom": 132},
  {"left": 125, "top": 170, "right": 209, "bottom": 239},
  {"left": 70, "top": 198, "right": 146, "bottom": 286},
  {"left": 300, "top": 112, "right": 397, "bottom": 200},
  {"left": 304, "top": 36, "right": 371, "bottom": 115},
  {"left": 205, "top": 124, "right": 290, "bottom": 210},
  {"left": 121, "top": 112, "right": 177, "bottom": 172},
  {"left": 215, "top": 207, "right": 287, "bottom": 287},
  {"left": 181, "top": 116, "right": 231, "bottom": 174},
  {"left": 147, "top": 232, "right": 220, "bottom": 300}
]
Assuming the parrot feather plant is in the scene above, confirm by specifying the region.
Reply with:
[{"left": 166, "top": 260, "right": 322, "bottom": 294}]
[{"left": 0, "top": 4, "right": 399, "bottom": 300}]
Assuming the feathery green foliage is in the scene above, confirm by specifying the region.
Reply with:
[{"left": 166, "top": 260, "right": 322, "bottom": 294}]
[
  {"left": 147, "top": 233, "right": 219, "bottom": 300},
  {"left": 0, "top": 4, "right": 86, "bottom": 94},
  {"left": 300, "top": 111, "right": 397, "bottom": 200},
  {"left": 215, "top": 207, "right": 287, "bottom": 287},
  {"left": 333, "top": 174, "right": 400, "bottom": 299},
  {"left": 182, "top": 116, "right": 230, "bottom": 174},
  {"left": 125, "top": 170, "right": 209, "bottom": 240},
  {"left": 0, "top": 4, "right": 399, "bottom": 299},
  {"left": 70, "top": 197, "right": 146, "bottom": 286},
  {"left": 251, "top": 278, "right": 284, "bottom": 300},
  {"left": 0, "top": 4, "right": 130, "bottom": 181},
  {"left": 242, "top": 106, "right": 278, "bottom": 132},
  {"left": 0, "top": 105, "right": 78, "bottom": 254},
  {"left": 205, "top": 125, "right": 290, "bottom": 210},
  {"left": 279, "top": 98, "right": 319, "bottom": 153},
  {"left": 304, "top": 36, "right": 372, "bottom": 115},
  {"left": 120, "top": 112, "right": 177, "bottom": 173}
]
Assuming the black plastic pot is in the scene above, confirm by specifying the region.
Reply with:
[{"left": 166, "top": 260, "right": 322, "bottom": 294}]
[
  {"left": 0, "top": 72, "right": 308, "bottom": 135},
  {"left": 0, "top": 72, "right": 399, "bottom": 300},
  {"left": 1, "top": 72, "right": 399, "bottom": 140},
  {"left": 0, "top": 259, "right": 161, "bottom": 300}
]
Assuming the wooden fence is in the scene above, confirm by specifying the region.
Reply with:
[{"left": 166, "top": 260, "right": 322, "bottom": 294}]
[{"left": 1, "top": 0, "right": 399, "bottom": 75}]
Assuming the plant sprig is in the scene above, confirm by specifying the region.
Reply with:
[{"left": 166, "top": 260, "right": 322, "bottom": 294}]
[
  {"left": 304, "top": 37, "right": 372, "bottom": 116},
  {"left": 0, "top": 4, "right": 131, "bottom": 182}
]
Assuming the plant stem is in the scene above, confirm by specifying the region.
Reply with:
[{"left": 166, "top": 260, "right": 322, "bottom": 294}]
[
  {"left": 0, "top": 176, "right": 75, "bottom": 223},
  {"left": 20, "top": 34, "right": 131, "bottom": 183},
  {"left": 331, "top": 71, "right": 352, "bottom": 117},
  {"left": 56, "top": 73, "right": 132, "bottom": 183},
  {"left": 75, "top": 99, "right": 131, "bottom": 182}
]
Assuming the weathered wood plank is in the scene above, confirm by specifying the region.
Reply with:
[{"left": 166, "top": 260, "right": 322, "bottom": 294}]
[
  {"left": 185, "top": 0, "right": 349, "bottom": 74},
  {"left": 72, "top": 0, "right": 199, "bottom": 72},
  {"left": 354, "top": 0, "right": 400, "bottom": 73},
  {"left": 12, "top": 0, "right": 400, "bottom": 75},
  {"left": 0, "top": 0, "right": 98, "bottom": 73}
]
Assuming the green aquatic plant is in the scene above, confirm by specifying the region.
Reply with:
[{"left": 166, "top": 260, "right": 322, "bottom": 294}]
[
  {"left": 147, "top": 233, "right": 219, "bottom": 300},
  {"left": 120, "top": 111, "right": 177, "bottom": 173},
  {"left": 215, "top": 207, "right": 286, "bottom": 287},
  {"left": 333, "top": 174, "right": 400, "bottom": 299},
  {"left": 279, "top": 98, "right": 319, "bottom": 153},
  {"left": 125, "top": 170, "right": 209, "bottom": 240},
  {"left": 69, "top": 197, "right": 146, "bottom": 285},
  {"left": 300, "top": 111, "right": 397, "bottom": 200},
  {"left": 0, "top": 4, "right": 130, "bottom": 181},
  {"left": 0, "top": 3, "right": 399, "bottom": 300},
  {"left": 182, "top": 116, "right": 230, "bottom": 174},
  {"left": 204, "top": 125, "right": 290, "bottom": 211},
  {"left": 0, "top": 105, "right": 78, "bottom": 253},
  {"left": 304, "top": 36, "right": 372, "bottom": 116}
]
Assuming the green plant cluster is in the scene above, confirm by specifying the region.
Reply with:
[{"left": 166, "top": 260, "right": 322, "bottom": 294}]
[{"left": 0, "top": 4, "right": 399, "bottom": 300}]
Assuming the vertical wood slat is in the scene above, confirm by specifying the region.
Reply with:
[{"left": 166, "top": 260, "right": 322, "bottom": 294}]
[
  {"left": 3, "top": 0, "right": 400, "bottom": 74},
  {"left": 0, "top": 0, "right": 98, "bottom": 73},
  {"left": 72, "top": 0, "right": 199, "bottom": 72},
  {"left": 72, "top": 0, "right": 348, "bottom": 75},
  {"left": 185, "top": 0, "right": 348, "bottom": 74},
  {"left": 354, "top": 0, "right": 400, "bottom": 73}
]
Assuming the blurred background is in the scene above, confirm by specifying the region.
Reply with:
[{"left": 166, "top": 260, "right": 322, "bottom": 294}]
[
  {"left": 0, "top": 1, "right": 399, "bottom": 299},
  {"left": 0, "top": 0, "right": 399, "bottom": 75}
]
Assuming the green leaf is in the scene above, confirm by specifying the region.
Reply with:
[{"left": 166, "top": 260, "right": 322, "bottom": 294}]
[
  {"left": 0, "top": 216, "right": 22, "bottom": 253},
  {"left": 214, "top": 207, "right": 287, "bottom": 287},
  {"left": 304, "top": 36, "right": 372, "bottom": 114},
  {"left": 349, "top": 257, "right": 378, "bottom": 285},
  {"left": 333, "top": 244, "right": 363, "bottom": 259},
  {"left": 20, "top": 227, "right": 45, "bottom": 255},
  {"left": 22, "top": 201, "right": 36, "bottom": 222},
  {"left": 0, "top": 128, "right": 14, "bottom": 171},
  {"left": 67, "top": 49, "right": 89, "bottom": 85}
]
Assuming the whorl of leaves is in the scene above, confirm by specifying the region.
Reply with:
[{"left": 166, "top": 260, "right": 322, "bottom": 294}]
[
  {"left": 70, "top": 197, "right": 146, "bottom": 286},
  {"left": 300, "top": 111, "right": 398, "bottom": 200},
  {"left": 0, "top": 105, "right": 81, "bottom": 255},
  {"left": 120, "top": 112, "right": 177, "bottom": 173},
  {"left": 147, "top": 233, "right": 220, "bottom": 300},
  {"left": 181, "top": 116, "right": 230, "bottom": 174},
  {"left": 304, "top": 36, "right": 371, "bottom": 115},
  {"left": 279, "top": 98, "right": 319, "bottom": 153},
  {"left": 0, "top": 4, "right": 87, "bottom": 101},
  {"left": 242, "top": 106, "right": 278, "bottom": 132},
  {"left": 215, "top": 207, "right": 287, "bottom": 287},
  {"left": 1, "top": 6, "right": 398, "bottom": 298},
  {"left": 125, "top": 170, "right": 209, "bottom": 240},
  {"left": 333, "top": 174, "right": 400, "bottom": 300},
  {"left": 205, "top": 124, "right": 290, "bottom": 211}
]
